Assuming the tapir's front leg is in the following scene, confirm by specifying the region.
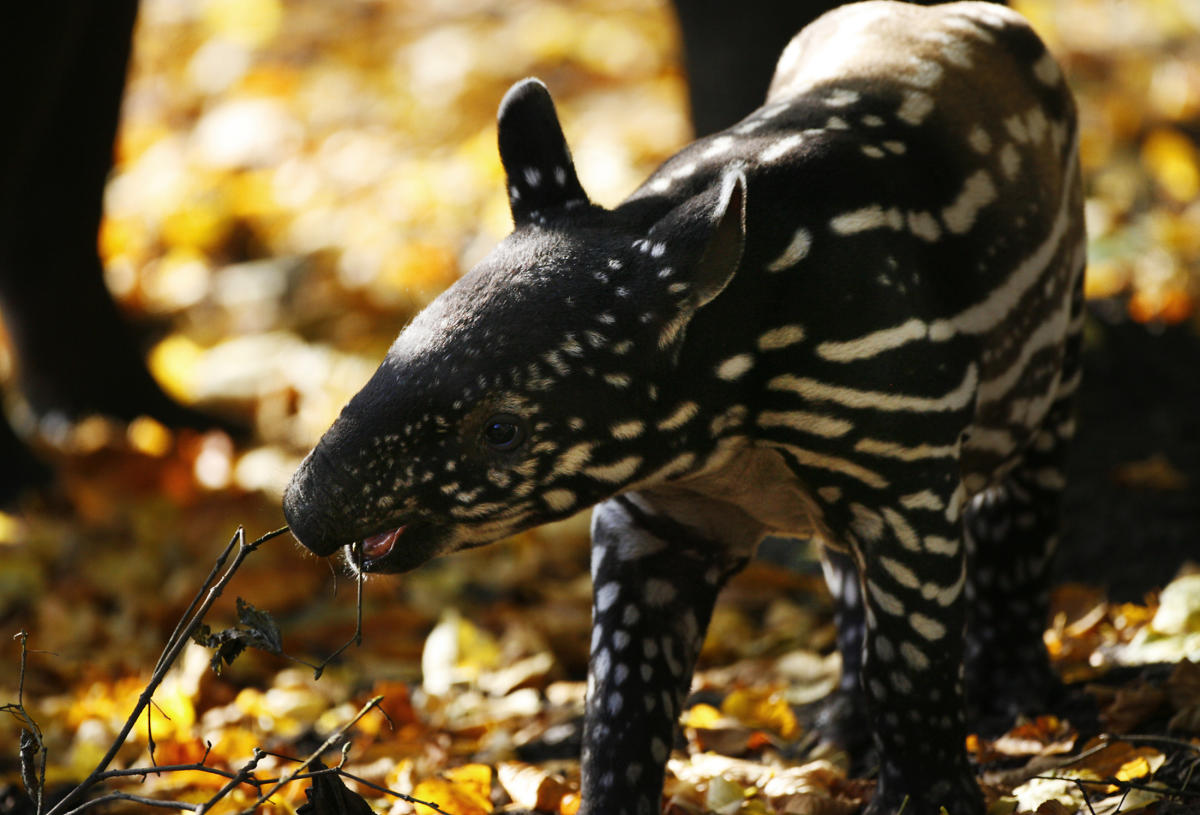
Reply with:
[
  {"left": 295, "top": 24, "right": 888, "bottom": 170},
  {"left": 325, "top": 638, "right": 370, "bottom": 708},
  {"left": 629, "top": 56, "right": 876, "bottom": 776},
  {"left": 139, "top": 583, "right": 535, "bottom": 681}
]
[{"left": 583, "top": 495, "right": 749, "bottom": 815}]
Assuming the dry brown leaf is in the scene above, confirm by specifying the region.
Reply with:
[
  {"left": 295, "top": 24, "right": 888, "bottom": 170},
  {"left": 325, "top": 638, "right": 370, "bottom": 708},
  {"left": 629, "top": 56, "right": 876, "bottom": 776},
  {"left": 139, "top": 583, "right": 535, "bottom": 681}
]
[
  {"left": 1112, "top": 453, "right": 1189, "bottom": 491},
  {"left": 497, "top": 761, "right": 572, "bottom": 812},
  {"left": 1098, "top": 683, "right": 1169, "bottom": 733},
  {"left": 986, "top": 716, "right": 1078, "bottom": 761}
]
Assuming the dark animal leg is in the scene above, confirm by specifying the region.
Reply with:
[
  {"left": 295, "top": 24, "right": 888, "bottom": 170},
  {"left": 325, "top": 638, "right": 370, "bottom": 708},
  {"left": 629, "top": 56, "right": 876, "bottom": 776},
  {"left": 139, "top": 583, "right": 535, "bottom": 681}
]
[
  {"left": 837, "top": 466, "right": 983, "bottom": 815},
  {"left": 813, "top": 546, "right": 872, "bottom": 765},
  {"left": 581, "top": 496, "right": 747, "bottom": 815},
  {"left": 0, "top": 1, "right": 235, "bottom": 503},
  {"left": 963, "top": 284, "right": 1082, "bottom": 725}
]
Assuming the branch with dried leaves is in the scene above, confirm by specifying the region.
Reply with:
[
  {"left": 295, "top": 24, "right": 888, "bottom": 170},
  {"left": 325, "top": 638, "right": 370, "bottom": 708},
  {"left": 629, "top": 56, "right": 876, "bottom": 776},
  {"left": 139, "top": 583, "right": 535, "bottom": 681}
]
[{"left": 2, "top": 528, "right": 447, "bottom": 815}]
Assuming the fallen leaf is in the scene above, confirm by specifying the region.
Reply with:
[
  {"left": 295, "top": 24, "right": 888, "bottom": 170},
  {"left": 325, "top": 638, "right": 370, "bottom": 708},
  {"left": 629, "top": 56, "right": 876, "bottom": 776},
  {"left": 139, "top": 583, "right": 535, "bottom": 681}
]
[
  {"left": 497, "top": 761, "right": 572, "bottom": 811},
  {"left": 412, "top": 764, "right": 494, "bottom": 815},
  {"left": 1099, "top": 683, "right": 1168, "bottom": 733},
  {"left": 1112, "top": 454, "right": 1189, "bottom": 491},
  {"left": 299, "top": 760, "right": 376, "bottom": 815}
]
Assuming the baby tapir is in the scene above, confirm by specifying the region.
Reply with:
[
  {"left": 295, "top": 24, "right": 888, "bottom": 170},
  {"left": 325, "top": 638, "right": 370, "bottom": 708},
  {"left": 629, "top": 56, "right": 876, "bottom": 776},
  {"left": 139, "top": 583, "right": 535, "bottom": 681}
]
[{"left": 284, "top": 2, "right": 1084, "bottom": 812}]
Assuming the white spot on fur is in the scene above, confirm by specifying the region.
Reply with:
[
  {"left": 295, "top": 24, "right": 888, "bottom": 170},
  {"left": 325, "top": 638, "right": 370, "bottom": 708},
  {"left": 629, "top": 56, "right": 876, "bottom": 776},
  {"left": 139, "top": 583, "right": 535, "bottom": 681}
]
[
  {"left": 611, "top": 420, "right": 645, "bottom": 440},
  {"left": 910, "top": 612, "right": 947, "bottom": 640},
  {"left": 897, "top": 90, "right": 934, "bottom": 125},
  {"left": 716, "top": 354, "right": 754, "bottom": 381},
  {"left": 1000, "top": 142, "right": 1021, "bottom": 179},
  {"left": 760, "top": 133, "right": 806, "bottom": 163},
  {"left": 942, "top": 170, "right": 997, "bottom": 234},
  {"left": 597, "top": 582, "right": 620, "bottom": 611},
  {"left": 968, "top": 125, "right": 992, "bottom": 154},
  {"left": 766, "top": 226, "right": 812, "bottom": 271},
  {"left": 657, "top": 402, "right": 698, "bottom": 431},
  {"left": 584, "top": 456, "right": 642, "bottom": 483},
  {"left": 543, "top": 489, "right": 576, "bottom": 512},
  {"left": 907, "top": 210, "right": 942, "bottom": 242},
  {"left": 1033, "top": 51, "right": 1061, "bottom": 85},
  {"left": 830, "top": 205, "right": 904, "bottom": 235},
  {"left": 757, "top": 324, "right": 806, "bottom": 350}
]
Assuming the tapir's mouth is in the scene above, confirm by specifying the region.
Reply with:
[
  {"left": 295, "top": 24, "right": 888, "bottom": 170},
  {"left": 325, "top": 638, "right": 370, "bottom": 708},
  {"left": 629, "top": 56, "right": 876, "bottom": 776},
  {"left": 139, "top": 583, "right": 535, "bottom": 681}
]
[
  {"left": 362, "top": 526, "right": 405, "bottom": 560},
  {"left": 346, "top": 521, "right": 448, "bottom": 574}
]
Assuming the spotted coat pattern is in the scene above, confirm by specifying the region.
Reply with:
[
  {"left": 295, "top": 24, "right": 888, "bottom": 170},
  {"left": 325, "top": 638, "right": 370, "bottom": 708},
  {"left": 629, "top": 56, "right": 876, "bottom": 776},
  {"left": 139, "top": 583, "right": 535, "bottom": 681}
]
[{"left": 284, "top": 4, "right": 1084, "bottom": 814}]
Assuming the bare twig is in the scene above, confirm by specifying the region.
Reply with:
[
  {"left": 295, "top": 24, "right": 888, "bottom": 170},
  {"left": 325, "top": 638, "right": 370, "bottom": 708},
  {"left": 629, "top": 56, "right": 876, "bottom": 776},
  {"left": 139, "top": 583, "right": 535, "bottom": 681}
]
[
  {"left": 45, "top": 526, "right": 289, "bottom": 815},
  {"left": 197, "top": 748, "right": 266, "bottom": 813},
  {"left": 322, "top": 765, "right": 462, "bottom": 815},
  {"left": 1102, "top": 733, "right": 1200, "bottom": 754},
  {"left": 1068, "top": 779, "right": 1098, "bottom": 815},
  {"left": 97, "top": 763, "right": 237, "bottom": 782},
  {"left": 261, "top": 750, "right": 461, "bottom": 815},
  {"left": 236, "top": 694, "right": 385, "bottom": 814},
  {"left": 58, "top": 792, "right": 201, "bottom": 815},
  {"left": 309, "top": 540, "right": 366, "bottom": 680},
  {"left": 1, "top": 631, "right": 48, "bottom": 814},
  {"left": 9, "top": 523, "right": 384, "bottom": 815}
]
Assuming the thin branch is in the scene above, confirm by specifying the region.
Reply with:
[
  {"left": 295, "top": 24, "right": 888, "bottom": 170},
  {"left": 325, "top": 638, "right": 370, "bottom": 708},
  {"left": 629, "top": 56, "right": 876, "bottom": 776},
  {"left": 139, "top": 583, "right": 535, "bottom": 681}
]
[
  {"left": 1068, "top": 779, "right": 1098, "bottom": 815},
  {"left": 45, "top": 526, "right": 289, "bottom": 815},
  {"left": 322, "top": 765, "right": 461, "bottom": 815},
  {"left": 309, "top": 541, "right": 366, "bottom": 680},
  {"left": 154, "top": 527, "right": 243, "bottom": 676},
  {"left": 236, "top": 695, "right": 384, "bottom": 814},
  {"left": 2, "top": 631, "right": 47, "bottom": 815},
  {"left": 58, "top": 792, "right": 202, "bottom": 815},
  {"left": 257, "top": 752, "right": 460, "bottom": 815},
  {"left": 197, "top": 748, "right": 266, "bottom": 813},
  {"left": 96, "top": 763, "right": 238, "bottom": 782},
  {"left": 1103, "top": 733, "right": 1200, "bottom": 754}
]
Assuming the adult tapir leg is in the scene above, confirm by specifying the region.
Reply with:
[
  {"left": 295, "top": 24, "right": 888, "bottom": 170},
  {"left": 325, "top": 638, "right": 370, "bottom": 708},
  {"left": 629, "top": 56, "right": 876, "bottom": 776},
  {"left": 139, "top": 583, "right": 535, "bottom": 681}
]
[{"left": 0, "top": 0, "right": 233, "bottom": 502}]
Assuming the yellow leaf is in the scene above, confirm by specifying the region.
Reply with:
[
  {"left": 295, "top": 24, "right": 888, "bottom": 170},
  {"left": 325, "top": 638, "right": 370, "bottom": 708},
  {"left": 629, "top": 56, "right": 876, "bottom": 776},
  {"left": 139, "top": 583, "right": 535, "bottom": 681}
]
[
  {"left": 1142, "top": 128, "right": 1200, "bottom": 203},
  {"left": 421, "top": 610, "right": 502, "bottom": 695},
  {"left": 413, "top": 764, "right": 493, "bottom": 815},
  {"left": 721, "top": 687, "right": 799, "bottom": 739},
  {"left": 681, "top": 703, "right": 724, "bottom": 729},
  {"left": 0, "top": 511, "right": 24, "bottom": 545},
  {"left": 161, "top": 198, "right": 231, "bottom": 254},
  {"left": 127, "top": 417, "right": 173, "bottom": 458},
  {"left": 148, "top": 334, "right": 204, "bottom": 403},
  {"left": 560, "top": 792, "right": 582, "bottom": 815},
  {"left": 1116, "top": 755, "right": 1151, "bottom": 782},
  {"left": 201, "top": 0, "right": 282, "bottom": 48}
]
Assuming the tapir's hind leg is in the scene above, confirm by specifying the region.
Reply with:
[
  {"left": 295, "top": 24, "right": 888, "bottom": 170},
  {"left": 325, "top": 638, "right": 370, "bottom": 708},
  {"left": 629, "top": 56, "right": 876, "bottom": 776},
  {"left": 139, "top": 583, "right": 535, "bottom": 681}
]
[
  {"left": 813, "top": 547, "right": 873, "bottom": 764},
  {"left": 962, "top": 401, "right": 1076, "bottom": 721},
  {"left": 962, "top": 285, "right": 1084, "bottom": 723}
]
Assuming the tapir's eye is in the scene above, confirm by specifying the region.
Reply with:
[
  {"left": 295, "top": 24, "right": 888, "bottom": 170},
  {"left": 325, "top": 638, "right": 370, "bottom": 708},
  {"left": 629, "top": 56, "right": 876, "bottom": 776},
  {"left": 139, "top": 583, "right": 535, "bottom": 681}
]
[{"left": 483, "top": 414, "right": 525, "bottom": 451}]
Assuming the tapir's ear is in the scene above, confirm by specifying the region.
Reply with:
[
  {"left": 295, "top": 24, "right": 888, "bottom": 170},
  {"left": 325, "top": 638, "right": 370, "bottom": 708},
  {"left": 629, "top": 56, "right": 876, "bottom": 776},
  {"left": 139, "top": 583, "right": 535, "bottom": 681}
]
[
  {"left": 651, "top": 168, "right": 747, "bottom": 315},
  {"left": 497, "top": 78, "right": 590, "bottom": 225}
]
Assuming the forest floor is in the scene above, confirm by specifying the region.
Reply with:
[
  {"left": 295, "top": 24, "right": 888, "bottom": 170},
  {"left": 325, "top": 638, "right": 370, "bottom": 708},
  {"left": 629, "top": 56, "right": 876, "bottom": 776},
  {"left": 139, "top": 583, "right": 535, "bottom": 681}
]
[{"left": 1, "top": 0, "right": 1199, "bottom": 813}]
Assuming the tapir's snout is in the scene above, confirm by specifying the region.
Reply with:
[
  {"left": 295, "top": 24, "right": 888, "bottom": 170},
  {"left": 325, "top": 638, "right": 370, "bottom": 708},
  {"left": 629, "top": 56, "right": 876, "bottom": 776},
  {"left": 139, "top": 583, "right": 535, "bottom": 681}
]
[{"left": 283, "top": 450, "right": 348, "bottom": 557}]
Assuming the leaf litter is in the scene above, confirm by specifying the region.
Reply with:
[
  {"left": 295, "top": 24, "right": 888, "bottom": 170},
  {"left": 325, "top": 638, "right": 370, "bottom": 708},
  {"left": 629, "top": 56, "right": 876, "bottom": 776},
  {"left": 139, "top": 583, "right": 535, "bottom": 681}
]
[{"left": 1, "top": 0, "right": 1199, "bottom": 813}]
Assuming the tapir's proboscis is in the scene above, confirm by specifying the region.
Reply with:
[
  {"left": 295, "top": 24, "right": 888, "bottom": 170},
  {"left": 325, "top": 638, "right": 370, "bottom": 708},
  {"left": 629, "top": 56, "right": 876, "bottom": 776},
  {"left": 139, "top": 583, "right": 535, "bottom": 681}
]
[{"left": 284, "top": 4, "right": 1084, "bottom": 812}]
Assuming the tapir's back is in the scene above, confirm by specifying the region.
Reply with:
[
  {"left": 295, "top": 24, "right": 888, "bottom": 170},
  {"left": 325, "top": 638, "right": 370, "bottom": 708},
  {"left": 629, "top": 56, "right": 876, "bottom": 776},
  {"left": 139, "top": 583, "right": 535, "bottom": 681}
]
[{"left": 630, "top": 0, "right": 1083, "bottom": 487}]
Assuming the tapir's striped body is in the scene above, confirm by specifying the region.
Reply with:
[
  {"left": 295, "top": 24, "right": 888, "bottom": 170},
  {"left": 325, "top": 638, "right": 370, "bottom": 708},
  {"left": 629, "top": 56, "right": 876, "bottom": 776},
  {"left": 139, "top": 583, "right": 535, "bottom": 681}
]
[{"left": 285, "top": 4, "right": 1084, "bottom": 813}]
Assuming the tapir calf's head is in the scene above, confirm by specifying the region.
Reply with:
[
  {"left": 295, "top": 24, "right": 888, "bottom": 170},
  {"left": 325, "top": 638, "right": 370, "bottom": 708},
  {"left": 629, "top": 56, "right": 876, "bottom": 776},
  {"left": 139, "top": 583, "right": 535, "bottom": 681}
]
[{"left": 283, "top": 78, "right": 746, "bottom": 573}]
